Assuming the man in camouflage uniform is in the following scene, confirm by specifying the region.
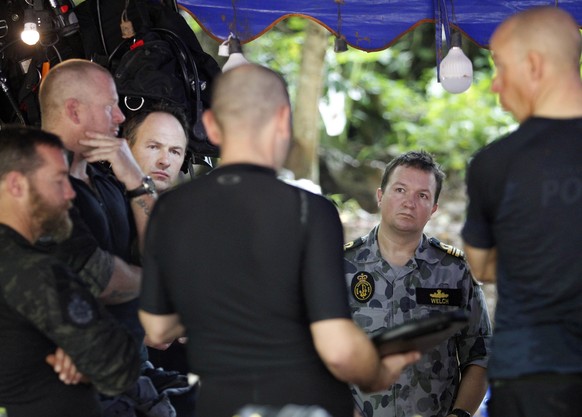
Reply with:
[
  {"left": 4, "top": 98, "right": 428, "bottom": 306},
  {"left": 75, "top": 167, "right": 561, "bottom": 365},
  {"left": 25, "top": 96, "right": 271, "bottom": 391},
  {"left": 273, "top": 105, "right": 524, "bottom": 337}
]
[
  {"left": 344, "top": 151, "right": 492, "bottom": 417},
  {"left": 0, "top": 126, "right": 141, "bottom": 417}
]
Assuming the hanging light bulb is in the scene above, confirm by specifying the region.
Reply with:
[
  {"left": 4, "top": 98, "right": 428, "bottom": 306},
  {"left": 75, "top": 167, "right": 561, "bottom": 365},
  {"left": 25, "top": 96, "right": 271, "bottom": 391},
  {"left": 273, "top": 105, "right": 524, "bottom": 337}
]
[
  {"left": 218, "top": 34, "right": 249, "bottom": 72},
  {"left": 21, "top": 8, "right": 40, "bottom": 45},
  {"left": 439, "top": 31, "right": 472, "bottom": 94}
]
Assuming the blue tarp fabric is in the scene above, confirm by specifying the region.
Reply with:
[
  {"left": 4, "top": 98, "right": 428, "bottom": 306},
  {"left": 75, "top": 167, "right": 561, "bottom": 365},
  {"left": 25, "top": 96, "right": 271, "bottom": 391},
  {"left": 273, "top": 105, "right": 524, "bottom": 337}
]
[{"left": 178, "top": 0, "right": 582, "bottom": 51}]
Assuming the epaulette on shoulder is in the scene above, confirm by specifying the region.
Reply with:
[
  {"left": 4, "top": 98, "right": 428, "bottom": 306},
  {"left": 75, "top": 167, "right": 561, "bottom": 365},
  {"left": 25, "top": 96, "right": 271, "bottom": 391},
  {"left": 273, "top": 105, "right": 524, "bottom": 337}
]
[
  {"left": 344, "top": 237, "right": 364, "bottom": 251},
  {"left": 428, "top": 237, "right": 465, "bottom": 259}
]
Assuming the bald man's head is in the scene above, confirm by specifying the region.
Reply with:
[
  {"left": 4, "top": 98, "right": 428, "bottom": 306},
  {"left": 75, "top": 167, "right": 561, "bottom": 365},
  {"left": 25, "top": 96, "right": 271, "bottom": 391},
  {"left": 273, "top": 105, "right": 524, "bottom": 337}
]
[
  {"left": 39, "top": 59, "right": 125, "bottom": 150},
  {"left": 210, "top": 64, "right": 290, "bottom": 135},
  {"left": 494, "top": 7, "right": 581, "bottom": 71},
  {"left": 39, "top": 59, "right": 114, "bottom": 127}
]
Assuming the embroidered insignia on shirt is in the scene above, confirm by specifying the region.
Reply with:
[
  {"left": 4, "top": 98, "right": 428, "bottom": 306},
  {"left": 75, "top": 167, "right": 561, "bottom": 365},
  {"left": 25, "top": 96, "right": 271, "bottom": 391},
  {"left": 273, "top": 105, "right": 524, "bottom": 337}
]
[
  {"left": 416, "top": 288, "right": 462, "bottom": 306},
  {"left": 63, "top": 290, "right": 97, "bottom": 327},
  {"left": 351, "top": 271, "right": 374, "bottom": 303},
  {"left": 429, "top": 237, "right": 465, "bottom": 259}
]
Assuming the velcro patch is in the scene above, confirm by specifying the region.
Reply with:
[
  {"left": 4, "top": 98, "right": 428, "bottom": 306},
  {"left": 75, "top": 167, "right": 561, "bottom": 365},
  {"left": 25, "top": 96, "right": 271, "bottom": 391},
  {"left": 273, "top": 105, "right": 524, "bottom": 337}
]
[
  {"left": 60, "top": 289, "right": 99, "bottom": 328},
  {"left": 52, "top": 264, "right": 100, "bottom": 328},
  {"left": 351, "top": 271, "right": 375, "bottom": 303},
  {"left": 416, "top": 288, "right": 462, "bottom": 307}
]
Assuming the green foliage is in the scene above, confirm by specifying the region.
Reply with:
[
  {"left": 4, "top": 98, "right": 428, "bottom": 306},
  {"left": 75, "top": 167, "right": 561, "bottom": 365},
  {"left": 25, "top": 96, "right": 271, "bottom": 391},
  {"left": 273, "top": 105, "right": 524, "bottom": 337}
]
[
  {"left": 387, "top": 71, "right": 516, "bottom": 172},
  {"left": 191, "top": 17, "right": 517, "bottom": 178},
  {"left": 327, "top": 193, "right": 361, "bottom": 212},
  {"left": 319, "top": 25, "right": 516, "bottom": 175},
  {"left": 243, "top": 18, "right": 307, "bottom": 99}
]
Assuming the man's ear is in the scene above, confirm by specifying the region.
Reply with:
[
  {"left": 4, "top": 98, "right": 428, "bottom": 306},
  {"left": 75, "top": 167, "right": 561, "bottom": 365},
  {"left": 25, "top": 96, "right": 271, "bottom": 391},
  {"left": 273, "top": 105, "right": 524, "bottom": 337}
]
[
  {"left": 64, "top": 98, "right": 81, "bottom": 124},
  {"left": 275, "top": 105, "right": 291, "bottom": 141},
  {"left": 202, "top": 110, "right": 222, "bottom": 146},
  {"left": 527, "top": 51, "right": 544, "bottom": 81},
  {"left": 376, "top": 188, "right": 383, "bottom": 207},
  {"left": 3, "top": 171, "right": 28, "bottom": 198}
]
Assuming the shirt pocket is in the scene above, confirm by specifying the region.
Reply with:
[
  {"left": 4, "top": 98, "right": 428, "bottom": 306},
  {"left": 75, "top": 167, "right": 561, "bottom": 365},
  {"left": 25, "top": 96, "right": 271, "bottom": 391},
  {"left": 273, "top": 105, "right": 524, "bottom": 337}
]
[{"left": 351, "top": 306, "right": 391, "bottom": 333}]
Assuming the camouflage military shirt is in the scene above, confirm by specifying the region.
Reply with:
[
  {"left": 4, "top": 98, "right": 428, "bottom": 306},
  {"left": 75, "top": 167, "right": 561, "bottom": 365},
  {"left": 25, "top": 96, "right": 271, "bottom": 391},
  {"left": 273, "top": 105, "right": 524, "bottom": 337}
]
[
  {"left": 344, "top": 226, "right": 492, "bottom": 417},
  {"left": 0, "top": 224, "right": 141, "bottom": 410}
]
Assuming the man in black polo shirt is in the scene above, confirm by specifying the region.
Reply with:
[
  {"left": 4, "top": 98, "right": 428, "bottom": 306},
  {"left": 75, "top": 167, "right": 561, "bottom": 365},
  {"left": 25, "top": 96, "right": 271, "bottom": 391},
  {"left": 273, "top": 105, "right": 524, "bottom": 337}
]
[
  {"left": 39, "top": 59, "right": 182, "bottom": 417},
  {"left": 39, "top": 59, "right": 156, "bottom": 346},
  {"left": 462, "top": 7, "right": 582, "bottom": 417}
]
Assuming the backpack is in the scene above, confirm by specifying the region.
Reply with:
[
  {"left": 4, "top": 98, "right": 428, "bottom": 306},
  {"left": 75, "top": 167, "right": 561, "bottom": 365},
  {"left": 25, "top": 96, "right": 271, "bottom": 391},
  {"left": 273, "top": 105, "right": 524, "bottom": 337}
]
[
  {"left": 0, "top": 0, "right": 221, "bottom": 159},
  {"left": 75, "top": 0, "right": 222, "bottom": 158}
]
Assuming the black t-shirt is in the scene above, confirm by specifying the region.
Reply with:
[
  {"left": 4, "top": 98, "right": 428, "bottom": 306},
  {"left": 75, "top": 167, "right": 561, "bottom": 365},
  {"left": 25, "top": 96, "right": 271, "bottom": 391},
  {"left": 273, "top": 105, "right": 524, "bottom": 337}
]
[
  {"left": 462, "top": 117, "right": 582, "bottom": 378},
  {"left": 141, "top": 163, "right": 352, "bottom": 415},
  {"left": 69, "top": 163, "right": 145, "bottom": 354},
  {"left": 69, "top": 163, "right": 136, "bottom": 263}
]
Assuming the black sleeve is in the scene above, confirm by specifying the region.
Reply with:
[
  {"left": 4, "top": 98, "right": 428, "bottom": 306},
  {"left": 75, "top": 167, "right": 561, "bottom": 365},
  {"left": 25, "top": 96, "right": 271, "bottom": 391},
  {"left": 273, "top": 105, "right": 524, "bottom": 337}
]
[
  {"left": 302, "top": 194, "right": 351, "bottom": 323},
  {"left": 37, "top": 205, "right": 113, "bottom": 297},
  {"left": 462, "top": 150, "right": 497, "bottom": 249},
  {"left": 140, "top": 197, "right": 174, "bottom": 315},
  {"left": 5, "top": 259, "right": 141, "bottom": 396}
]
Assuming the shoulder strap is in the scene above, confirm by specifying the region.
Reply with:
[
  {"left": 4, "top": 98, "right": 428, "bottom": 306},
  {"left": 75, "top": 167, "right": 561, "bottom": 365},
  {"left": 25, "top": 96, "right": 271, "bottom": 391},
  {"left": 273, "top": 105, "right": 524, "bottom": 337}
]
[
  {"left": 428, "top": 236, "right": 465, "bottom": 259},
  {"left": 344, "top": 237, "right": 364, "bottom": 251}
]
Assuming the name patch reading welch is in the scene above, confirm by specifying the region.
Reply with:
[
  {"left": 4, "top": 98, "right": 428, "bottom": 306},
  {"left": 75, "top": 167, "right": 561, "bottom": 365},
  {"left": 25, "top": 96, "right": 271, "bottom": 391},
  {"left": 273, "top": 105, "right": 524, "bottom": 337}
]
[{"left": 416, "top": 288, "right": 462, "bottom": 306}]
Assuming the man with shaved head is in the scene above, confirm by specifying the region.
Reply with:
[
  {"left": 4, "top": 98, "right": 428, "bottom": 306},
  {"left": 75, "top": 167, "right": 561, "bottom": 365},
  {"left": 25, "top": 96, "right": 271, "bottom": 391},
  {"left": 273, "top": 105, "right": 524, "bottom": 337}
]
[
  {"left": 40, "top": 58, "right": 154, "bottom": 358},
  {"left": 139, "top": 64, "right": 420, "bottom": 417},
  {"left": 39, "top": 58, "right": 155, "bottom": 331},
  {"left": 461, "top": 7, "right": 582, "bottom": 417},
  {"left": 40, "top": 59, "right": 156, "bottom": 253},
  {"left": 39, "top": 59, "right": 174, "bottom": 416}
]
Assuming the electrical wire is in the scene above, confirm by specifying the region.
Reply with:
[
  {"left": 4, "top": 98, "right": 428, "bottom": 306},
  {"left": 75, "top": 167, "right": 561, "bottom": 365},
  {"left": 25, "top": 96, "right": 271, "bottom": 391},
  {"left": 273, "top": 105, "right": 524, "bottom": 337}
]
[
  {"left": 0, "top": 77, "right": 27, "bottom": 125},
  {"left": 96, "top": 0, "right": 109, "bottom": 56}
]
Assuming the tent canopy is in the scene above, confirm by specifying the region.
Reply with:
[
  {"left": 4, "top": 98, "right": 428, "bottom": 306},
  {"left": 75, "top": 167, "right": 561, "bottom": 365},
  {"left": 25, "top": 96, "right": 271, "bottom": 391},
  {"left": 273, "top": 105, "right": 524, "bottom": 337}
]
[{"left": 179, "top": 0, "right": 582, "bottom": 51}]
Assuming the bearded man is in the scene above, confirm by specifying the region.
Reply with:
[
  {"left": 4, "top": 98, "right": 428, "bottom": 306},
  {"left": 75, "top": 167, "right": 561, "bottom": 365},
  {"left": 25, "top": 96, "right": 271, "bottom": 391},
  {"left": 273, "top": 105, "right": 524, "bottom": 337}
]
[{"left": 0, "top": 126, "right": 140, "bottom": 417}]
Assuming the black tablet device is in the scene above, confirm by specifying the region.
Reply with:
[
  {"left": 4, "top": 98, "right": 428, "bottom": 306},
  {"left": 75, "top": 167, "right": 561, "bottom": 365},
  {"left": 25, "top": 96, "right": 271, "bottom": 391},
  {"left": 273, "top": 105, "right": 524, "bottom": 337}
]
[{"left": 371, "top": 310, "right": 469, "bottom": 357}]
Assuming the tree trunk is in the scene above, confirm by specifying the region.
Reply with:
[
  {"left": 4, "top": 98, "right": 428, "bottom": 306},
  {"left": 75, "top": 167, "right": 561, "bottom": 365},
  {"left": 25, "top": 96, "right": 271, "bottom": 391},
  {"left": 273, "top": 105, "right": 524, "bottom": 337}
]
[{"left": 285, "top": 21, "right": 328, "bottom": 183}]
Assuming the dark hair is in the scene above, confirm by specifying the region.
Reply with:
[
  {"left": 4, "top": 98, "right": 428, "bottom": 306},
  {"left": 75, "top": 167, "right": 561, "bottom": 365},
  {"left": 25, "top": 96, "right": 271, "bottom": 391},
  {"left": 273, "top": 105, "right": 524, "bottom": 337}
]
[
  {"left": 380, "top": 150, "right": 445, "bottom": 203},
  {"left": 0, "top": 126, "right": 65, "bottom": 180},
  {"left": 123, "top": 103, "right": 189, "bottom": 148}
]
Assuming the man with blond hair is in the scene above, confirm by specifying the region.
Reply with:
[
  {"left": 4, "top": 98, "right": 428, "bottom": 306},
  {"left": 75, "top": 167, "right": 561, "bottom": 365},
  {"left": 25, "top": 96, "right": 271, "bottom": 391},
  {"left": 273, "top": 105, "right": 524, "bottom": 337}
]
[
  {"left": 39, "top": 58, "right": 156, "bottom": 346},
  {"left": 39, "top": 59, "right": 179, "bottom": 416}
]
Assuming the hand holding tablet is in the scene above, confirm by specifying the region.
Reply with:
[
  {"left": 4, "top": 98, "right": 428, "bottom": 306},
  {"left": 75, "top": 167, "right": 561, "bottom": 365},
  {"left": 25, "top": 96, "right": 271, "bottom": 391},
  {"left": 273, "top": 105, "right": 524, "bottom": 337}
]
[{"left": 371, "top": 310, "right": 469, "bottom": 357}]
